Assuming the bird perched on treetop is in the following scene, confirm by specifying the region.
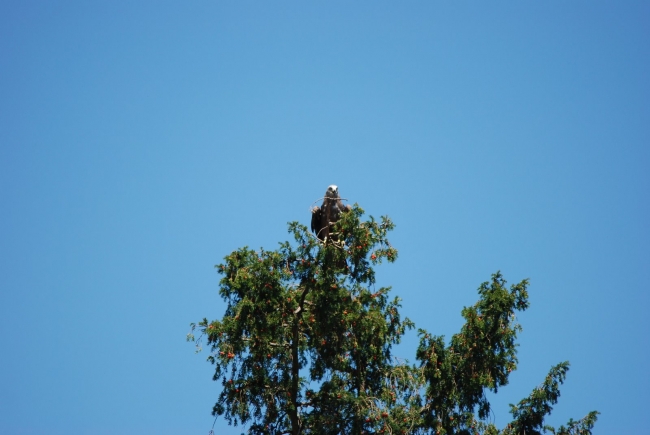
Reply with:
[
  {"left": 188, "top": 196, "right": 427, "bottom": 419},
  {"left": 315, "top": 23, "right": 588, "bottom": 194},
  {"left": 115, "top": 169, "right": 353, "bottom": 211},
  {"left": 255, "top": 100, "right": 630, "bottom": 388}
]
[{"left": 311, "top": 185, "right": 352, "bottom": 242}]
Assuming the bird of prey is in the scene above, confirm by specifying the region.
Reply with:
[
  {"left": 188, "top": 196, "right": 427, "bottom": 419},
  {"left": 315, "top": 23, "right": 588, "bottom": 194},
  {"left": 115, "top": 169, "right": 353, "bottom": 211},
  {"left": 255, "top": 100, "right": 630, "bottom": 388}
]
[{"left": 311, "top": 185, "right": 352, "bottom": 242}]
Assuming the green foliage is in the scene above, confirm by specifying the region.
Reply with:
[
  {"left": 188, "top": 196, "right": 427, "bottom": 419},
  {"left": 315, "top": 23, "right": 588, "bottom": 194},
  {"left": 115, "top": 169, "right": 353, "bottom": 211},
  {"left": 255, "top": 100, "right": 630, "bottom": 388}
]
[
  {"left": 188, "top": 205, "right": 598, "bottom": 435},
  {"left": 416, "top": 273, "right": 529, "bottom": 433}
]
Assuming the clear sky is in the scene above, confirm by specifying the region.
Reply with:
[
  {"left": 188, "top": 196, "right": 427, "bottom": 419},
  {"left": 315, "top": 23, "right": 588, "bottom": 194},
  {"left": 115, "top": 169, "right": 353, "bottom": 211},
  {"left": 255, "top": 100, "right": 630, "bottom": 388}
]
[{"left": 1, "top": 2, "right": 648, "bottom": 434}]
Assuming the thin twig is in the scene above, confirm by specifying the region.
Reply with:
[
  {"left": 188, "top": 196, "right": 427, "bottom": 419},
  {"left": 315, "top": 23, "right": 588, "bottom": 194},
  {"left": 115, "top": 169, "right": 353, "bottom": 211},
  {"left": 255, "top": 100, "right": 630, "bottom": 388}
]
[{"left": 309, "top": 196, "right": 349, "bottom": 208}]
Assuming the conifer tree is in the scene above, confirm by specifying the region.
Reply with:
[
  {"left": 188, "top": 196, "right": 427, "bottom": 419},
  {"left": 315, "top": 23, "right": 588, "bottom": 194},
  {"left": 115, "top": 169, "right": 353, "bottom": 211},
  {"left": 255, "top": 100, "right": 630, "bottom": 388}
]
[{"left": 188, "top": 205, "right": 598, "bottom": 435}]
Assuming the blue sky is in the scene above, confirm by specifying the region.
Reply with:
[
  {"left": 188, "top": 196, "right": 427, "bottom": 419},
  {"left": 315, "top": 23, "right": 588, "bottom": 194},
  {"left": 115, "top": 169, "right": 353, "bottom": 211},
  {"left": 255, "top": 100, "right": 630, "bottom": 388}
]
[{"left": 1, "top": 2, "right": 648, "bottom": 434}]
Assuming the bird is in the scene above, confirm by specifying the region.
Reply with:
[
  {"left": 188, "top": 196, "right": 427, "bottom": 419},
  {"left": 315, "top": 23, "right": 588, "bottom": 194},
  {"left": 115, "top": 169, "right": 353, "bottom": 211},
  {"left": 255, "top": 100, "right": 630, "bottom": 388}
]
[{"left": 311, "top": 185, "right": 352, "bottom": 242}]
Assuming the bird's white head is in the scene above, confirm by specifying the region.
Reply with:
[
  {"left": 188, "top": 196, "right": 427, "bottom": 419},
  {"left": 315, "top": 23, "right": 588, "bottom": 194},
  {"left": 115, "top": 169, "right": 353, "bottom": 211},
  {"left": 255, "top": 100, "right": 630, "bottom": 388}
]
[{"left": 326, "top": 185, "right": 339, "bottom": 198}]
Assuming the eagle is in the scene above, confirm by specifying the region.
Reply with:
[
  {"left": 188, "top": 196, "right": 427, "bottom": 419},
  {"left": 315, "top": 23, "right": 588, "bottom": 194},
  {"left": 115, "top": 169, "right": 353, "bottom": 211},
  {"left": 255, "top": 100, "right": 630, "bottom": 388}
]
[{"left": 311, "top": 185, "right": 352, "bottom": 242}]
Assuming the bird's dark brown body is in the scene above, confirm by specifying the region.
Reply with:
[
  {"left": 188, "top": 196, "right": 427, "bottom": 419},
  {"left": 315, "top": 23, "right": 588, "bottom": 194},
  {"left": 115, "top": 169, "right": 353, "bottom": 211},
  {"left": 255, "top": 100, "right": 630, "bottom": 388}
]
[{"left": 311, "top": 185, "right": 351, "bottom": 242}]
